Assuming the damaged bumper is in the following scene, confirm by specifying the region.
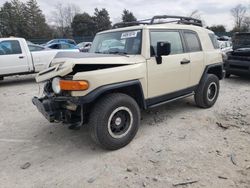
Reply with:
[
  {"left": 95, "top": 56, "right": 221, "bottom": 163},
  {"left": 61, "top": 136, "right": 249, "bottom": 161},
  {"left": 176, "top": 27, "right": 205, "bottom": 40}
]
[{"left": 32, "top": 96, "right": 82, "bottom": 123}]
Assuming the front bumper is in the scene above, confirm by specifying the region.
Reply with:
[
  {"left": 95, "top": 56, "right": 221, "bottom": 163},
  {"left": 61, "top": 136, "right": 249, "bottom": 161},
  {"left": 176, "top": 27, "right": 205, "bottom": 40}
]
[
  {"left": 224, "top": 59, "right": 250, "bottom": 75},
  {"left": 32, "top": 96, "right": 82, "bottom": 123},
  {"left": 32, "top": 97, "right": 62, "bottom": 122}
]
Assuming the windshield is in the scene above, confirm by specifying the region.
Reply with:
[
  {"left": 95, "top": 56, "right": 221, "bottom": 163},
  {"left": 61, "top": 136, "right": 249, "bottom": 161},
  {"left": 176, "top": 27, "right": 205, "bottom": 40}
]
[
  {"left": 233, "top": 34, "right": 250, "bottom": 49},
  {"left": 89, "top": 30, "right": 142, "bottom": 55}
]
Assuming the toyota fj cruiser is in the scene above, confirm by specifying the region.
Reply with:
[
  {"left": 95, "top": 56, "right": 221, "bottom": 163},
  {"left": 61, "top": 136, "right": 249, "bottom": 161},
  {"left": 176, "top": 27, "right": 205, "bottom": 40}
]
[{"left": 33, "top": 16, "right": 224, "bottom": 150}]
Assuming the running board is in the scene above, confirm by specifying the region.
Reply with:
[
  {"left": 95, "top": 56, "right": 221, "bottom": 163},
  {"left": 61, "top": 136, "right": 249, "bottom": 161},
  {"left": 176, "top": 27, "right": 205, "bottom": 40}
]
[{"left": 148, "top": 92, "right": 194, "bottom": 108}]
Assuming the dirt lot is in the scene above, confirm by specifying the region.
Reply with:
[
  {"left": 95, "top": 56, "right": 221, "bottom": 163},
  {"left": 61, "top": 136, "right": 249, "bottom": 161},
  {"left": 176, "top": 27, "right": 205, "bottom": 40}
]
[{"left": 0, "top": 75, "right": 249, "bottom": 188}]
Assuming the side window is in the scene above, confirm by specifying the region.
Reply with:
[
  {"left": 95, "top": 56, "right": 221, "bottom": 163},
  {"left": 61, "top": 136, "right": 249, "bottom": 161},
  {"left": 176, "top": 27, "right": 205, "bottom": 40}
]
[
  {"left": 0, "top": 40, "right": 22, "bottom": 55},
  {"left": 68, "top": 40, "right": 75, "bottom": 45},
  {"left": 150, "top": 31, "right": 184, "bottom": 56},
  {"left": 184, "top": 32, "right": 202, "bottom": 52},
  {"left": 209, "top": 33, "right": 220, "bottom": 49},
  {"left": 28, "top": 45, "right": 44, "bottom": 52},
  {"left": 50, "top": 44, "right": 60, "bottom": 49},
  {"left": 61, "top": 44, "right": 68, "bottom": 49}
]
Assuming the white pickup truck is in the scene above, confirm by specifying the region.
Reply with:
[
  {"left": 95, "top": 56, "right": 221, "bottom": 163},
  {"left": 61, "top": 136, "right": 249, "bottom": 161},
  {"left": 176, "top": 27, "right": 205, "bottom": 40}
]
[{"left": 0, "top": 37, "right": 79, "bottom": 80}]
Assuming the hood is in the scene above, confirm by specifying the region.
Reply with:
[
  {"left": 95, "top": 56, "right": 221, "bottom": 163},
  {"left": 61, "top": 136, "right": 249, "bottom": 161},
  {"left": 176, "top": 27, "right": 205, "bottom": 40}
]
[
  {"left": 36, "top": 52, "right": 146, "bottom": 82},
  {"left": 232, "top": 48, "right": 250, "bottom": 57},
  {"left": 50, "top": 52, "right": 145, "bottom": 66}
]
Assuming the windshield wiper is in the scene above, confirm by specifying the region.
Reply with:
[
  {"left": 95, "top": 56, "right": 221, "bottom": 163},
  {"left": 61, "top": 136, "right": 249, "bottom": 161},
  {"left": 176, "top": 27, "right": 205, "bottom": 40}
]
[
  {"left": 95, "top": 51, "right": 129, "bottom": 56},
  {"left": 108, "top": 51, "right": 128, "bottom": 56}
]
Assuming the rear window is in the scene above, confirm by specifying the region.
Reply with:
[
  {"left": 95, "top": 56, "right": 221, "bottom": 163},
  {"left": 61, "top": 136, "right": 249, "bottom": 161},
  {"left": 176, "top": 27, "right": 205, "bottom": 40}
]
[
  {"left": 209, "top": 33, "right": 220, "bottom": 49},
  {"left": 184, "top": 32, "right": 202, "bottom": 52}
]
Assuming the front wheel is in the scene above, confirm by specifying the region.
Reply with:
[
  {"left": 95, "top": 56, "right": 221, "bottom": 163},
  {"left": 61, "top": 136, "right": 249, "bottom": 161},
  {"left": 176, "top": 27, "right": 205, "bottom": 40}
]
[
  {"left": 195, "top": 74, "right": 220, "bottom": 108},
  {"left": 89, "top": 93, "right": 140, "bottom": 150}
]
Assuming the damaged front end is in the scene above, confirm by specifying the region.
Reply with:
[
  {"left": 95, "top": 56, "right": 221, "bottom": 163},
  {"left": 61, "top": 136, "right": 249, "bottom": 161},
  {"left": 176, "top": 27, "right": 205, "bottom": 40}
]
[
  {"left": 32, "top": 80, "right": 86, "bottom": 125},
  {"left": 32, "top": 52, "right": 145, "bottom": 127},
  {"left": 32, "top": 61, "right": 90, "bottom": 126}
]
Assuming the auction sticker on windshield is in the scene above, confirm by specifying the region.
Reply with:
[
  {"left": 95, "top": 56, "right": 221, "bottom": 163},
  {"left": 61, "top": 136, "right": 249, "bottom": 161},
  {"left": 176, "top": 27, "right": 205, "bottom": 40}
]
[{"left": 121, "top": 30, "right": 140, "bottom": 39}]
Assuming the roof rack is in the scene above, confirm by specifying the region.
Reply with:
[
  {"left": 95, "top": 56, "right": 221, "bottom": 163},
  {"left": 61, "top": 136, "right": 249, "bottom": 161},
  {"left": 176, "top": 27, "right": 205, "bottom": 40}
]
[{"left": 113, "top": 15, "right": 203, "bottom": 29}]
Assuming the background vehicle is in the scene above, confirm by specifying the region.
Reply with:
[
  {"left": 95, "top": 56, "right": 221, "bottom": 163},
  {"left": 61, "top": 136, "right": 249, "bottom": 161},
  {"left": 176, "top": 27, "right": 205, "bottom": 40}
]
[
  {"left": 42, "top": 39, "right": 77, "bottom": 46},
  {"left": 77, "top": 42, "right": 92, "bottom": 52},
  {"left": 28, "top": 44, "right": 49, "bottom": 52},
  {"left": 33, "top": 16, "right": 223, "bottom": 150},
  {"left": 0, "top": 37, "right": 79, "bottom": 80},
  {"left": 218, "top": 40, "right": 232, "bottom": 61},
  {"left": 45, "top": 42, "right": 79, "bottom": 50},
  {"left": 224, "top": 32, "right": 250, "bottom": 77}
]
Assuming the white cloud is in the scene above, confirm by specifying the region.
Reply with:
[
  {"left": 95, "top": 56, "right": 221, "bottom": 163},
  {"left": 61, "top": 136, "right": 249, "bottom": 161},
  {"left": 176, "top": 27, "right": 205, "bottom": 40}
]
[{"left": 0, "top": 0, "right": 250, "bottom": 30}]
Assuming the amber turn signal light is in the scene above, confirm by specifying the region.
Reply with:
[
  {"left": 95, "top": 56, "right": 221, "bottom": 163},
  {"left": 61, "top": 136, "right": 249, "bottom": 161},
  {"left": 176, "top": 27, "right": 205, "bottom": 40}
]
[{"left": 59, "top": 80, "right": 89, "bottom": 91}]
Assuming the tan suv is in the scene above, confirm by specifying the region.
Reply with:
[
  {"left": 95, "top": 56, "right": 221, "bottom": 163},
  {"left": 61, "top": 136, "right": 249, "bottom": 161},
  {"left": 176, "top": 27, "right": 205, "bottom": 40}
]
[{"left": 33, "top": 16, "right": 224, "bottom": 150}]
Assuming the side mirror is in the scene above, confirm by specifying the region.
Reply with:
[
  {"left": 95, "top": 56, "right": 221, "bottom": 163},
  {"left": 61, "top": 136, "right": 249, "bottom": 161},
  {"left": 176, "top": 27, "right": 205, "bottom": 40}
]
[{"left": 156, "top": 42, "right": 171, "bottom": 64}]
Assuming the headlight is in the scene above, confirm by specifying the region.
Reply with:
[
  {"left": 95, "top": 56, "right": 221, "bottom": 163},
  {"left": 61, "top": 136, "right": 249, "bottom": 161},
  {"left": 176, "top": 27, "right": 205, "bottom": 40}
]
[{"left": 52, "top": 77, "right": 61, "bottom": 94}]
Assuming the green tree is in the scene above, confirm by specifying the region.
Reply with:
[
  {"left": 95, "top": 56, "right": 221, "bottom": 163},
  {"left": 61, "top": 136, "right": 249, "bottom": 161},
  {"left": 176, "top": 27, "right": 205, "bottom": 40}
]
[
  {"left": 122, "top": 9, "right": 137, "bottom": 22},
  {"left": 93, "top": 8, "right": 111, "bottom": 32},
  {"left": 25, "top": 0, "right": 50, "bottom": 38},
  {"left": 0, "top": 0, "right": 50, "bottom": 39},
  {"left": 71, "top": 13, "right": 96, "bottom": 37},
  {"left": 0, "top": 2, "right": 14, "bottom": 37},
  {"left": 0, "top": 0, "right": 27, "bottom": 37}
]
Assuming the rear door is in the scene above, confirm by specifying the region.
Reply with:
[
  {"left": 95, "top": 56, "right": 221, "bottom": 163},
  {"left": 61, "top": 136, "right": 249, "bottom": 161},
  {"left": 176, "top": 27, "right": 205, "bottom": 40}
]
[
  {"left": 0, "top": 40, "right": 29, "bottom": 75},
  {"left": 182, "top": 31, "right": 204, "bottom": 86}
]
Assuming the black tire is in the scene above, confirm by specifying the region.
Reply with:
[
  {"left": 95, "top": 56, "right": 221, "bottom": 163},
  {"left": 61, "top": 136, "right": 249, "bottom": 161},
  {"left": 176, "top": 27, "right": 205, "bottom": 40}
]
[
  {"left": 89, "top": 93, "right": 140, "bottom": 150},
  {"left": 225, "top": 72, "right": 231, "bottom": 78},
  {"left": 0, "top": 77, "right": 3, "bottom": 81},
  {"left": 195, "top": 74, "right": 220, "bottom": 108}
]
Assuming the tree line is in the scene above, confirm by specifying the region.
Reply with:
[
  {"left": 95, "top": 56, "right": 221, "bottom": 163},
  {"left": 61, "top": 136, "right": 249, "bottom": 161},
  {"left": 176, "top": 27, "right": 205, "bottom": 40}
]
[
  {"left": 0, "top": 0, "right": 136, "bottom": 39},
  {"left": 0, "top": 0, "right": 249, "bottom": 40}
]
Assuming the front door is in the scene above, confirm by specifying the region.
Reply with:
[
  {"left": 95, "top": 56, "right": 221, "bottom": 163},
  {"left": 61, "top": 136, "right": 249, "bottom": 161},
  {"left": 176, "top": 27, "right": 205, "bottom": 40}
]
[
  {"left": 0, "top": 40, "right": 28, "bottom": 75},
  {"left": 147, "top": 30, "right": 191, "bottom": 99}
]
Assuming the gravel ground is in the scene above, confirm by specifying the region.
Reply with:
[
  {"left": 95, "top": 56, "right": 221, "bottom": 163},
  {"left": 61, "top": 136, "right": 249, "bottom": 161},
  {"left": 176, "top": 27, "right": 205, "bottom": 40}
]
[{"left": 0, "top": 75, "right": 249, "bottom": 188}]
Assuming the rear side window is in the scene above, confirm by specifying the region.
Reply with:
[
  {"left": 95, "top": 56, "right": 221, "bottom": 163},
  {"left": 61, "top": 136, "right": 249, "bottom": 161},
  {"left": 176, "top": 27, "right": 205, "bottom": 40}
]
[
  {"left": 0, "top": 40, "right": 22, "bottom": 55},
  {"left": 150, "top": 31, "right": 184, "bottom": 55},
  {"left": 28, "top": 45, "right": 44, "bottom": 52},
  {"left": 184, "top": 32, "right": 202, "bottom": 52},
  {"left": 209, "top": 33, "right": 220, "bottom": 49}
]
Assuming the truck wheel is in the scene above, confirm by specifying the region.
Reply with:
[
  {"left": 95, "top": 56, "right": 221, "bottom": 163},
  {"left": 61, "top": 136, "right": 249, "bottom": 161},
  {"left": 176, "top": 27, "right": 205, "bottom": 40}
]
[
  {"left": 89, "top": 93, "right": 140, "bottom": 150},
  {"left": 195, "top": 74, "right": 219, "bottom": 108},
  {"left": 0, "top": 77, "right": 3, "bottom": 81},
  {"left": 225, "top": 72, "right": 231, "bottom": 78}
]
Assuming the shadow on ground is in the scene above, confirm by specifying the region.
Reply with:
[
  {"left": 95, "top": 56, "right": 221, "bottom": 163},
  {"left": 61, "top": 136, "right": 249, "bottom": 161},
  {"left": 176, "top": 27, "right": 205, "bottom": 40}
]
[
  {"left": 29, "top": 97, "right": 198, "bottom": 157},
  {"left": 0, "top": 75, "right": 36, "bottom": 87}
]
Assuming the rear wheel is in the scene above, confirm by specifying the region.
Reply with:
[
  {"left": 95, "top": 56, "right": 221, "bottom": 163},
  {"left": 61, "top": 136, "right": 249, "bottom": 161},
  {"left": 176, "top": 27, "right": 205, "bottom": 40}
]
[
  {"left": 195, "top": 74, "right": 220, "bottom": 108},
  {"left": 89, "top": 93, "right": 140, "bottom": 150}
]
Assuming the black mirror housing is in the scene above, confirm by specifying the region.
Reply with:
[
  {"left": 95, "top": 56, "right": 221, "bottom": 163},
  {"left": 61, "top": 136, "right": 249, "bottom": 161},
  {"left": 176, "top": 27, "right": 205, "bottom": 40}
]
[
  {"left": 157, "top": 42, "right": 171, "bottom": 56},
  {"left": 156, "top": 42, "right": 171, "bottom": 64}
]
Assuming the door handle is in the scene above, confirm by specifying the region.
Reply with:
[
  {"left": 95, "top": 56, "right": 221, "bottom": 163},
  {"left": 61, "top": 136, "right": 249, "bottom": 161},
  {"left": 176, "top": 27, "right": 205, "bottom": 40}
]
[
  {"left": 19, "top": 56, "right": 24, "bottom": 59},
  {"left": 180, "top": 59, "right": 190, "bottom": 65}
]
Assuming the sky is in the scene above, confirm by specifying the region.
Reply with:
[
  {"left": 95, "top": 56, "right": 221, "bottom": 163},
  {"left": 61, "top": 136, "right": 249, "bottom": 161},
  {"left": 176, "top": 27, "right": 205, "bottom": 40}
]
[{"left": 0, "top": 0, "right": 250, "bottom": 31}]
